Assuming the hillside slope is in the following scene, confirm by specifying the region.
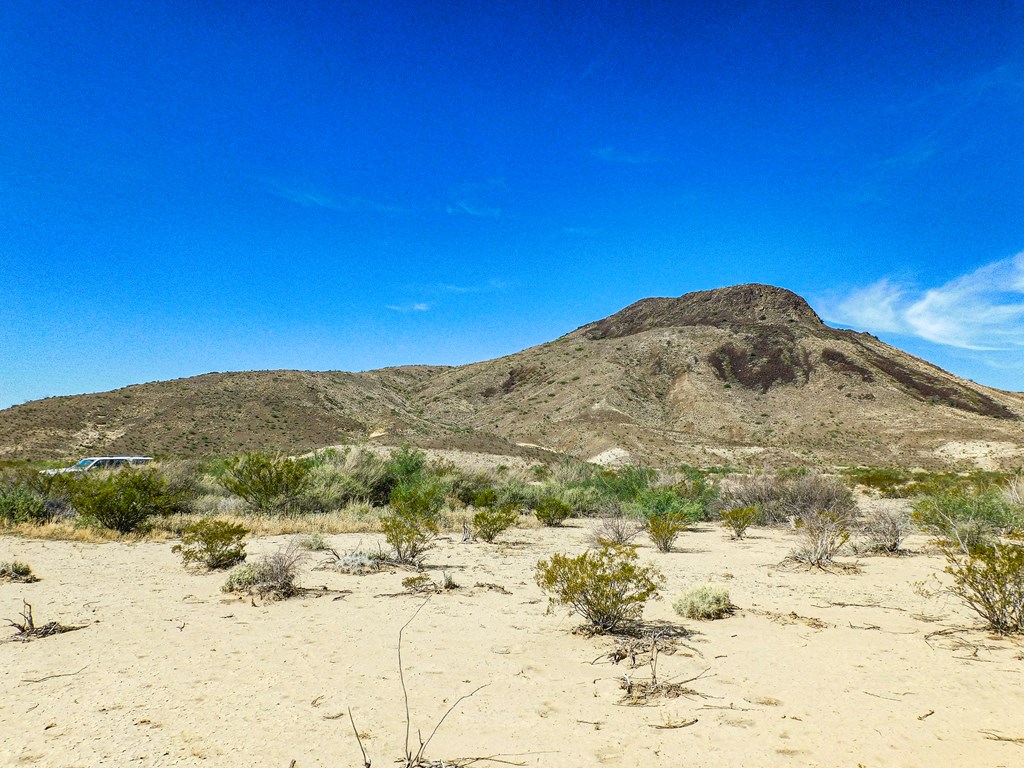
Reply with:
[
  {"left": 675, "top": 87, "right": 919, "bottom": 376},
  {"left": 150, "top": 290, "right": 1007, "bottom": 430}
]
[{"left": 2, "top": 284, "right": 1022, "bottom": 468}]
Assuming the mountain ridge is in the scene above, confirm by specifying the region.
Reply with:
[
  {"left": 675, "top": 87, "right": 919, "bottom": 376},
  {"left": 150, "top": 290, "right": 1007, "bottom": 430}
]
[{"left": 3, "top": 284, "right": 1022, "bottom": 469}]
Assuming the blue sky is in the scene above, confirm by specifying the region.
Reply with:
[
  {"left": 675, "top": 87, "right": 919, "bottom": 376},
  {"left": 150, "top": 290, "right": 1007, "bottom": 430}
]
[{"left": 1, "top": 0, "right": 1022, "bottom": 409}]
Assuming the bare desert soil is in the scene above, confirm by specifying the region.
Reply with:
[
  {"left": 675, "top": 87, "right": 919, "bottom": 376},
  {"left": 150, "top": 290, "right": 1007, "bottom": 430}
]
[{"left": 2, "top": 520, "right": 1023, "bottom": 768}]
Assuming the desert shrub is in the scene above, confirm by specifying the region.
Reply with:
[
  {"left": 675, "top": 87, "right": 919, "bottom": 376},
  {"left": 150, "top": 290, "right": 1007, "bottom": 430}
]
[
  {"left": 222, "top": 541, "right": 305, "bottom": 598},
  {"left": 535, "top": 496, "right": 571, "bottom": 527},
  {"left": 674, "top": 584, "right": 733, "bottom": 620},
  {"left": 536, "top": 543, "right": 663, "bottom": 633},
  {"left": 494, "top": 479, "right": 544, "bottom": 511},
  {"left": 73, "top": 468, "right": 187, "bottom": 533},
  {"left": 592, "top": 515, "right": 642, "bottom": 546},
  {"left": 1004, "top": 474, "right": 1024, "bottom": 507},
  {"left": 172, "top": 518, "right": 248, "bottom": 569},
  {"left": 791, "top": 509, "right": 850, "bottom": 566},
  {"left": 300, "top": 532, "right": 329, "bottom": 551},
  {"left": 912, "top": 489, "right": 1023, "bottom": 552},
  {"left": 644, "top": 513, "right": 688, "bottom": 553},
  {"left": 0, "top": 486, "right": 49, "bottom": 525},
  {"left": 940, "top": 534, "right": 1024, "bottom": 634},
  {"left": 557, "top": 485, "right": 608, "bottom": 517},
  {"left": 448, "top": 471, "right": 494, "bottom": 506},
  {"left": 859, "top": 507, "right": 913, "bottom": 553},
  {"left": 153, "top": 460, "right": 202, "bottom": 508},
  {"left": 380, "top": 478, "right": 445, "bottom": 565},
  {"left": 720, "top": 506, "right": 758, "bottom": 539},
  {"left": 387, "top": 445, "right": 428, "bottom": 481},
  {"left": 594, "top": 465, "right": 656, "bottom": 501},
  {"left": 219, "top": 452, "right": 312, "bottom": 515},
  {"left": 0, "top": 561, "right": 36, "bottom": 582},
  {"left": 720, "top": 473, "right": 856, "bottom": 526},
  {"left": 472, "top": 503, "right": 517, "bottom": 544}
]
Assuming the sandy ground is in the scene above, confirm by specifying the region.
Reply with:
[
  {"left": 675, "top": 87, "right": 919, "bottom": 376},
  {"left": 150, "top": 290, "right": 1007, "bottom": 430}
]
[{"left": 2, "top": 520, "right": 1023, "bottom": 768}]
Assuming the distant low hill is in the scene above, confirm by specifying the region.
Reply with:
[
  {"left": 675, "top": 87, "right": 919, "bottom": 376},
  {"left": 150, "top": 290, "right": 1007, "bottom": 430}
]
[{"left": 3, "top": 284, "right": 1022, "bottom": 469}]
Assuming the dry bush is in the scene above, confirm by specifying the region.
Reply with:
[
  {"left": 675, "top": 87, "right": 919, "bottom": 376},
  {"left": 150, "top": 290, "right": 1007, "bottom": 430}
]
[
  {"left": 1003, "top": 474, "right": 1024, "bottom": 508},
  {"left": 592, "top": 515, "right": 642, "bottom": 546},
  {"left": 223, "top": 541, "right": 306, "bottom": 599},
  {"left": 858, "top": 507, "right": 913, "bottom": 553},
  {"left": 790, "top": 509, "right": 850, "bottom": 566},
  {"left": 6, "top": 600, "right": 81, "bottom": 641},
  {"left": 720, "top": 473, "right": 856, "bottom": 526},
  {"left": 674, "top": 584, "right": 733, "bottom": 620}
]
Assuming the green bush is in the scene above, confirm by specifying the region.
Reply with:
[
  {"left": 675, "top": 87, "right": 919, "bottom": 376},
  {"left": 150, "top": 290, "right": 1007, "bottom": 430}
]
[
  {"left": 387, "top": 445, "right": 428, "bottom": 481},
  {"left": 172, "top": 518, "right": 248, "bottom": 569},
  {"left": 0, "top": 486, "right": 48, "bottom": 525},
  {"left": 674, "top": 584, "right": 733, "bottom": 620},
  {"left": 720, "top": 506, "right": 758, "bottom": 539},
  {"left": 73, "top": 469, "right": 187, "bottom": 533},
  {"left": 940, "top": 534, "right": 1024, "bottom": 634},
  {"left": 535, "top": 496, "right": 571, "bottom": 527},
  {"left": 535, "top": 543, "right": 662, "bottom": 633},
  {"left": 472, "top": 503, "right": 518, "bottom": 543},
  {"left": 219, "top": 452, "right": 311, "bottom": 515},
  {"left": 644, "top": 513, "right": 688, "bottom": 553},
  {"left": 380, "top": 479, "right": 445, "bottom": 565},
  {"left": 0, "top": 561, "right": 36, "bottom": 582},
  {"left": 912, "top": 490, "right": 1023, "bottom": 551}
]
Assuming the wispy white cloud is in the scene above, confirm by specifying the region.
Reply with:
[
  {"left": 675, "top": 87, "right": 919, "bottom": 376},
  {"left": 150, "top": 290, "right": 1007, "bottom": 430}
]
[
  {"left": 385, "top": 303, "right": 430, "bottom": 313},
  {"left": 822, "top": 253, "right": 1024, "bottom": 352},
  {"left": 445, "top": 200, "right": 502, "bottom": 218},
  {"left": 262, "top": 180, "right": 405, "bottom": 214}
]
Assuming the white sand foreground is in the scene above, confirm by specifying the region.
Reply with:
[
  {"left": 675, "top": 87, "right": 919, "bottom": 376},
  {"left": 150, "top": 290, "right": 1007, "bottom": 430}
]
[{"left": 2, "top": 521, "right": 1023, "bottom": 767}]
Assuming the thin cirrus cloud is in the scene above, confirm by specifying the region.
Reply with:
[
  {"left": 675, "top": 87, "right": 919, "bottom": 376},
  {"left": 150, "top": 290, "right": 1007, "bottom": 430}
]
[
  {"left": 385, "top": 303, "right": 430, "bottom": 313},
  {"left": 262, "top": 180, "right": 405, "bottom": 214},
  {"left": 822, "top": 253, "right": 1024, "bottom": 352}
]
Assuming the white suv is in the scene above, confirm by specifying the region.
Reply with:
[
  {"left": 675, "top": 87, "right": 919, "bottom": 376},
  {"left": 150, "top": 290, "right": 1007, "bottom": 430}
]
[{"left": 42, "top": 456, "right": 153, "bottom": 475}]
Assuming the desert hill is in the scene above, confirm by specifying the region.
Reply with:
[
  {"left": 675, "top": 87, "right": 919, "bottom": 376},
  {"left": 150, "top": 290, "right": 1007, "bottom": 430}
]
[{"left": 2, "top": 284, "right": 1022, "bottom": 468}]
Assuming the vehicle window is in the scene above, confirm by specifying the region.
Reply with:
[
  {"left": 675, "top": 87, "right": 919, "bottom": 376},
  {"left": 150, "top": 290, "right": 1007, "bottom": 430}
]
[{"left": 75, "top": 459, "right": 93, "bottom": 468}]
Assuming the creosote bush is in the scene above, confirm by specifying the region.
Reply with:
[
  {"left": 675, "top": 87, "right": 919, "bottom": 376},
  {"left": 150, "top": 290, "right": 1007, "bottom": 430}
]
[
  {"left": 471, "top": 497, "right": 518, "bottom": 544},
  {"left": 535, "top": 543, "right": 663, "bottom": 633},
  {"left": 674, "top": 584, "right": 733, "bottom": 620},
  {"left": 380, "top": 479, "right": 445, "bottom": 565},
  {"left": 720, "top": 506, "right": 758, "bottom": 539},
  {"left": 172, "top": 518, "right": 248, "bottom": 569},
  {"left": 534, "top": 496, "right": 571, "bottom": 527},
  {"left": 219, "top": 452, "right": 312, "bottom": 515},
  {"left": 940, "top": 534, "right": 1024, "bottom": 634},
  {"left": 0, "top": 487, "right": 49, "bottom": 526},
  {"left": 644, "top": 513, "right": 687, "bottom": 553},
  {"left": 73, "top": 468, "right": 187, "bottom": 533}
]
